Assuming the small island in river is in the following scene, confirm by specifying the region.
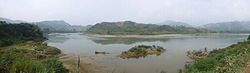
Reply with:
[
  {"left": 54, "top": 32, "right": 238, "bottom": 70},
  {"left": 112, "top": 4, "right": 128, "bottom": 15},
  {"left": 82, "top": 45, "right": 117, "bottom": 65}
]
[{"left": 120, "top": 45, "right": 166, "bottom": 59}]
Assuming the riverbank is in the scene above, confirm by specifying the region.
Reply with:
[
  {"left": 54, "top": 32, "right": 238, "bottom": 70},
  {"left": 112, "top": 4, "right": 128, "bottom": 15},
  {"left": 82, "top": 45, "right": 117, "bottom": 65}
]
[
  {"left": 186, "top": 35, "right": 250, "bottom": 73},
  {"left": 0, "top": 22, "right": 69, "bottom": 73},
  {"left": 0, "top": 41, "right": 68, "bottom": 73},
  {"left": 59, "top": 54, "right": 106, "bottom": 73}
]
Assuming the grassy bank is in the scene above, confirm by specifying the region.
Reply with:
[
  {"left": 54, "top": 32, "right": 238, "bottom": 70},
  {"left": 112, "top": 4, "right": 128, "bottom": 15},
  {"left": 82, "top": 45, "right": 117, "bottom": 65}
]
[
  {"left": 0, "top": 21, "right": 68, "bottom": 73},
  {"left": 0, "top": 41, "right": 68, "bottom": 73},
  {"left": 186, "top": 35, "right": 250, "bottom": 73}
]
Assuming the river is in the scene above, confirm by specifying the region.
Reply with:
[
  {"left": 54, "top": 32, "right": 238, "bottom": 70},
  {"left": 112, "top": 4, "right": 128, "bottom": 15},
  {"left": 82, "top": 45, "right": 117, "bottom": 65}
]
[{"left": 46, "top": 33, "right": 249, "bottom": 73}]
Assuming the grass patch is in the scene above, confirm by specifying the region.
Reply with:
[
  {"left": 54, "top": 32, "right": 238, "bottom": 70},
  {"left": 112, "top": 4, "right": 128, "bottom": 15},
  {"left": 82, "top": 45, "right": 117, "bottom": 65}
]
[{"left": 0, "top": 42, "right": 68, "bottom": 73}]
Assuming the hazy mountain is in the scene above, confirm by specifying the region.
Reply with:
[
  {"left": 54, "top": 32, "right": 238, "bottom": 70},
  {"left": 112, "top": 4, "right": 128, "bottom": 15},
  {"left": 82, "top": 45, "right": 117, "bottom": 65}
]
[
  {"left": 35, "top": 20, "right": 87, "bottom": 33},
  {"left": 0, "top": 17, "right": 89, "bottom": 33},
  {"left": 200, "top": 21, "right": 250, "bottom": 33},
  {"left": 71, "top": 25, "right": 92, "bottom": 32},
  {"left": 0, "top": 17, "right": 26, "bottom": 23},
  {"left": 87, "top": 21, "right": 207, "bottom": 35},
  {"left": 158, "top": 20, "right": 193, "bottom": 27},
  {"left": 35, "top": 20, "right": 71, "bottom": 32}
]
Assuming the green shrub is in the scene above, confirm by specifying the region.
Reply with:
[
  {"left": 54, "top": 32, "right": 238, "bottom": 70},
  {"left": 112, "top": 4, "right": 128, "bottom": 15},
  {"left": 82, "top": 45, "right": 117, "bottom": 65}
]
[
  {"left": 0, "top": 39, "right": 14, "bottom": 47},
  {"left": 42, "top": 58, "right": 69, "bottom": 73},
  {"left": 36, "top": 54, "right": 46, "bottom": 59}
]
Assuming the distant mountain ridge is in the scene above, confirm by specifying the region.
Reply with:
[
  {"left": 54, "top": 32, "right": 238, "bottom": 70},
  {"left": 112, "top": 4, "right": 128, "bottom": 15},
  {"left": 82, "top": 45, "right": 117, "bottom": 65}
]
[
  {"left": 86, "top": 21, "right": 207, "bottom": 35},
  {"left": 35, "top": 20, "right": 71, "bottom": 33},
  {"left": 35, "top": 20, "right": 90, "bottom": 33},
  {"left": 200, "top": 21, "right": 250, "bottom": 33},
  {"left": 0, "top": 17, "right": 88, "bottom": 33},
  {"left": 3, "top": 17, "right": 250, "bottom": 33},
  {"left": 0, "top": 17, "right": 26, "bottom": 23}
]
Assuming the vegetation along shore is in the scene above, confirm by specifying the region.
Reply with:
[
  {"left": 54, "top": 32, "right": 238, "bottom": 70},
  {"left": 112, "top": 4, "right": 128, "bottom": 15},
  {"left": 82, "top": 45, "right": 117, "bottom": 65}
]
[
  {"left": 185, "top": 35, "right": 250, "bottom": 73},
  {"left": 0, "top": 21, "right": 68, "bottom": 73},
  {"left": 120, "top": 45, "right": 166, "bottom": 59}
]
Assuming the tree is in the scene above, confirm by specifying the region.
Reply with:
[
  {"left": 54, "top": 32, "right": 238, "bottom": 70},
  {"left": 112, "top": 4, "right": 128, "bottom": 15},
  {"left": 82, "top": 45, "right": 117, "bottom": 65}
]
[{"left": 248, "top": 35, "right": 250, "bottom": 41}]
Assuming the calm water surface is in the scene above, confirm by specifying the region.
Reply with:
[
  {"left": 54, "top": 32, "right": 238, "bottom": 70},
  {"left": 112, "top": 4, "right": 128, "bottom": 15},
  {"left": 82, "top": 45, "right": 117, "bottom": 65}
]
[{"left": 46, "top": 33, "right": 249, "bottom": 73}]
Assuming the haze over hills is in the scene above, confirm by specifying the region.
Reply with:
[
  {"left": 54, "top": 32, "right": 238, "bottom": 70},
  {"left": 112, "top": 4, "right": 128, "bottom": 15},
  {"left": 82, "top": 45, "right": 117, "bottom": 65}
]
[
  {"left": 158, "top": 20, "right": 193, "bottom": 27},
  {"left": 34, "top": 20, "right": 88, "bottom": 33},
  {"left": 0, "top": 17, "right": 88, "bottom": 33},
  {"left": 2, "top": 17, "right": 250, "bottom": 33},
  {"left": 35, "top": 20, "right": 72, "bottom": 32},
  {"left": 200, "top": 21, "right": 250, "bottom": 33},
  {"left": 0, "top": 17, "right": 26, "bottom": 23},
  {"left": 35, "top": 21, "right": 90, "bottom": 33},
  {"left": 86, "top": 21, "right": 207, "bottom": 35}
]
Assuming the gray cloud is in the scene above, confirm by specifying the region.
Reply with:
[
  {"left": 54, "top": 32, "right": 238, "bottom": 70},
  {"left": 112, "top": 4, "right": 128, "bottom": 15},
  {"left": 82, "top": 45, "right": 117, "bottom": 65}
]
[{"left": 1, "top": 0, "right": 250, "bottom": 25}]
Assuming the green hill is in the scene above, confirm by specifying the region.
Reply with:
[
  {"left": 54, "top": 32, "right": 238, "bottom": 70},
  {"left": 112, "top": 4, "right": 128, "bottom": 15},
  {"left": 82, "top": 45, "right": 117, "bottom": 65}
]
[{"left": 86, "top": 21, "right": 208, "bottom": 35}]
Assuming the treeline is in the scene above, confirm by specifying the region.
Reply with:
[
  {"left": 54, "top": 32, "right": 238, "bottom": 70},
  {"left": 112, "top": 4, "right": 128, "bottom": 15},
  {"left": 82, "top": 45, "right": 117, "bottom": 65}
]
[
  {"left": 185, "top": 35, "right": 250, "bottom": 73},
  {"left": 0, "top": 21, "right": 44, "bottom": 47}
]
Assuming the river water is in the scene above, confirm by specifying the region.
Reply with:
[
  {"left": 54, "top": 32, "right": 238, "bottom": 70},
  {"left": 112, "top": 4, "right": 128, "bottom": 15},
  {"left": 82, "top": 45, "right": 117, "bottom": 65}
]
[{"left": 46, "top": 33, "right": 249, "bottom": 73}]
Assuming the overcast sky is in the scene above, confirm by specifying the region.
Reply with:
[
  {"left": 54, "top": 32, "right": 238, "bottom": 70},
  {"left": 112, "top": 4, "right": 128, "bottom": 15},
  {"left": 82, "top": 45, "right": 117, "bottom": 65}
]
[{"left": 0, "top": 0, "right": 250, "bottom": 25}]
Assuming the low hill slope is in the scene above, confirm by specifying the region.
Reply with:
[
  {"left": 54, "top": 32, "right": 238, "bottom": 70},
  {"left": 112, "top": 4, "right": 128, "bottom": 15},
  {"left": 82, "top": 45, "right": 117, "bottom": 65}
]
[{"left": 87, "top": 21, "right": 207, "bottom": 35}]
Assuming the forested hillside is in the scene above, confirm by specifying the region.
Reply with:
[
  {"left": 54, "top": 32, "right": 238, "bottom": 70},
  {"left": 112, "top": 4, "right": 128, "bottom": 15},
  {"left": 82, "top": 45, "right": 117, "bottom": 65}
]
[
  {"left": 0, "top": 21, "right": 44, "bottom": 47},
  {"left": 87, "top": 21, "right": 208, "bottom": 35}
]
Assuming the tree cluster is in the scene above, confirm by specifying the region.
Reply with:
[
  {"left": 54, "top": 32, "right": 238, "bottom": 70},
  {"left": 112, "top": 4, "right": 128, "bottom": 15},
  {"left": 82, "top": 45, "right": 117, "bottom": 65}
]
[{"left": 0, "top": 21, "right": 44, "bottom": 47}]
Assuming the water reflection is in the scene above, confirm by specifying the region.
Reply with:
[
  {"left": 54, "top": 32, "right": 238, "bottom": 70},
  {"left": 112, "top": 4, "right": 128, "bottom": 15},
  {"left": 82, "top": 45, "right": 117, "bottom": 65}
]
[
  {"left": 46, "top": 33, "right": 71, "bottom": 43},
  {"left": 90, "top": 37, "right": 171, "bottom": 45},
  {"left": 46, "top": 33, "right": 249, "bottom": 73},
  {"left": 88, "top": 34, "right": 248, "bottom": 45}
]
